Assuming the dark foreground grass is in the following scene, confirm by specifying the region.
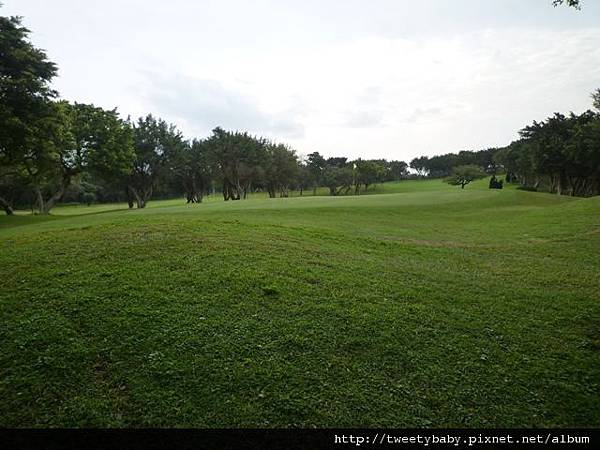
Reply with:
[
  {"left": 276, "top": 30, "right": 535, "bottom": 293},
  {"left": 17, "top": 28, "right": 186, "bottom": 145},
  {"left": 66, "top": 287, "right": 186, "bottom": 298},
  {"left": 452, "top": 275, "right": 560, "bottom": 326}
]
[{"left": 0, "top": 179, "right": 599, "bottom": 427}]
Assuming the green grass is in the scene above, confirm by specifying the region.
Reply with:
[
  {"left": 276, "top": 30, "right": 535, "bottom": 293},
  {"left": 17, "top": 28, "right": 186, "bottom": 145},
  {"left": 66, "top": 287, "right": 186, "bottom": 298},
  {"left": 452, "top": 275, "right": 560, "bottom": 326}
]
[{"left": 1, "top": 178, "right": 599, "bottom": 427}]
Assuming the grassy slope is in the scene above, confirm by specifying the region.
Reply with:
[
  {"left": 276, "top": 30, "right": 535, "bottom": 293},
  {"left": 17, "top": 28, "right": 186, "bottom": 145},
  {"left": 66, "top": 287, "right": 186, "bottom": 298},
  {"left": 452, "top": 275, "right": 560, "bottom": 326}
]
[{"left": 0, "top": 179, "right": 599, "bottom": 427}]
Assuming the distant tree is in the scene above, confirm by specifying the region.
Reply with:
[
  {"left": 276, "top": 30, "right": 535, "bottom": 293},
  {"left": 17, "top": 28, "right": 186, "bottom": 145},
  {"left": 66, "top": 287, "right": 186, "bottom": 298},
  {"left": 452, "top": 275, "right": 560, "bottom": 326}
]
[
  {"left": 306, "top": 152, "right": 327, "bottom": 195},
  {"left": 592, "top": 88, "right": 600, "bottom": 111},
  {"left": 410, "top": 156, "right": 429, "bottom": 177},
  {"left": 444, "top": 165, "right": 487, "bottom": 189},
  {"left": 264, "top": 143, "right": 299, "bottom": 198},
  {"left": 19, "top": 102, "right": 136, "bottom": 214},
  {"left": 424, "top": 153, "right": 457, "bottom": 177},
  {"left": 564, "top": 112, "right": 600, "bottom": 196},
  {"left": 65, "top": 103, "right": 134, "bottom": 211},
  {"left": 204, "top": 127, "right": 267, "bottom": 201},
  {"left": 296, "top": 164, "right": 312, "bottom": 196},
  {"left": 180, "top": 139, "right": 212, "bottom": 203},
  {"left": 488, "top": 175, "right": 503, "bottom": 189},
  {"left": 320, "top": 158, "right": 354, "bottom": 196},
  {"left": 0, "top": 13, "right": 58, "bottom": 214},
  {"left": 354, "top": 159, "right": 386, "bottom": 194},
  {"left": 552, "top": 0, "right": 581, "bottom": 9},
  {"left": 82, "top": 192, "right": 96, "bottom": 206},
  {"left": 128, "top": 115, "right": 186, "bottom": 208},
  {"left": 68, "top": 103, "right": 134, "bottom": 182},
  {"left": 388, "top": 160, "right": 409, "bottom": 181}
]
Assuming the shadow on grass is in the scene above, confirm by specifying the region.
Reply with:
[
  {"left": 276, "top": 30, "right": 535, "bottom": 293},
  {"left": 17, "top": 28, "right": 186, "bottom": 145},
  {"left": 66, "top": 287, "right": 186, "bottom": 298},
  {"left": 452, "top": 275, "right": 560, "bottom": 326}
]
[{"left": 0, "top": 207, "right": 130, "bottom": 231}]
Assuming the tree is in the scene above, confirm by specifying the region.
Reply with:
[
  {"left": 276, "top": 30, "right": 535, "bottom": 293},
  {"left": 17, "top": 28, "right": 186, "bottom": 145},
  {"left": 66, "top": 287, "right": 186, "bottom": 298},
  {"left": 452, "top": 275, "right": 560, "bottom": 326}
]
[
  {"left": 387, "top": 160, "right": 409, "bottom": 181},
  {"left": 68, "top": 103, "right": 134, "bottom": 184},
  {"left": 423, "top": 153, "right": 457, "bottom": 177},
  {"left": 0, "top": 13, "right": 58, "bottom": 214},
  {"left": 57, "top": 102, "right": 135, "bottom": 213},
  {"left": 177, "top": 139, "right": 212, "bottom": 203},
  {"left": 444, "top": 165, "right": 487, "bottom": 189},
  {"left": 410, "top": 156, "right": 429, "bottom": 177},
  {"left": 296, "top": 163, "right": 312, "bottom": 196},
  {"left": 354, "top": 159, "right": 386, "bottom": 194},
  {"left": 24, "top": 102, "right": 136, "bottom": 214},
  {"left": 128, "top": 115, "right": 186, "bottom": 208},
  {"left": 564, "top": 113, "right": 600, "bottom": 196},
  {"left": 322, "top": 163, "right": 353, "bottom": 196},
  {"left": 306, "top": 152, "right": 326, "bottom": 195},
  {"left": 593, "top": 89, "right": 600, "bottom": 111},
  {"left": 552, "top": 0, "right": 581, "bottom": 9},
  {"left": 488, "top": 175, "right": 503, "bottom": 189},
  {"left": 264, "top": 143, "right": 299, "bottom": 198},
  {"left": 22, "top": 101, "right": 77, "bottom": 214},
  {"left": 204, "top": 127, "right": 267, "bottom": 201}
]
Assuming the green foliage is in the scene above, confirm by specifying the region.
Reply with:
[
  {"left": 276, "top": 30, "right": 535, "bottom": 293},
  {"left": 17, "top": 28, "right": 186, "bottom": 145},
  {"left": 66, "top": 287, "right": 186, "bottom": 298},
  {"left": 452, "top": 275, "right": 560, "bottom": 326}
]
[
  {"left": 67, "top": 102, "right": 134, "bottom": 182},
  {"left": 592, "top": 88, "right": 600, "bottom": 111},
  {"left": 387, "top": 160, "right": 409, "bottom": 181},
  {"left": 410, "top": 149, "right": 499, "bottom": 178},
  {"left": 488, "top": 175, "right": 503, "bottom": 189},
  {"left": 444, "top": 165, "right": 487, "bottom": 189},
  {"left": 264, "top": 142, "right": 299, "bottom": 198},
  {"left": 81, "top": 192, "right": 96, "bottom": 206},
  {"left": 177, "top": 139, "right": 213, "bottom": 204},
  {"left": 128, "top": 115, "right": 186, "bottom": 208},
  {"left": 552, "top": 0, "right": 581, "bottom": 9},
  {"left": 497, "top": 110, "right": 600, "bottom": 196},
  {"left": 322, "top": 163, "right": 353, "bottom": 196},
  {"left": 0, "top": 13, "right": 59, "bottom": 214},
  {"left": 203, "top": 127, "right": 268, "bottom": 201},
  {"left": 354, "top": 159, "right": 386, "bottom": 193}
]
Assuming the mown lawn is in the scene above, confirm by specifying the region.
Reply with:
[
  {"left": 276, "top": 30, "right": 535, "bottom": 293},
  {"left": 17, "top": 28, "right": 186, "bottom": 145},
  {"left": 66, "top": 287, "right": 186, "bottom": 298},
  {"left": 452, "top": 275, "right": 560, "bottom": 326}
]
[{"left": 0, "top": 179, "right": 599, "bottom": 427}]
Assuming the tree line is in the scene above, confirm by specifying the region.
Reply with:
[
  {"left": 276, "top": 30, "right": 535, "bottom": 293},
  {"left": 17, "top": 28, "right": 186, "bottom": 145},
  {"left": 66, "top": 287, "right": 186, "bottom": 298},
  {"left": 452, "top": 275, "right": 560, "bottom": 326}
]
[
  {"left": 494, "top": 109, "right": 600, "bottom": 197},
  {"left": 1, "top": 12, "right": 414, "bottom": 215},
  {"left": 407, "top": 96, "right": 600, "bottom": 198},
  {"left": 1, "top": 9, "right": 599, "bottom": 215}
]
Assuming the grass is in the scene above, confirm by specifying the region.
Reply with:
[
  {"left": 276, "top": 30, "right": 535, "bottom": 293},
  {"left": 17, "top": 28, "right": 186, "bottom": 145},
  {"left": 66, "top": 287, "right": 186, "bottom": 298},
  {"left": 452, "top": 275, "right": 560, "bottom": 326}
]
[{"left": 0, "top": 178, "right": 599, "bottom": 427}]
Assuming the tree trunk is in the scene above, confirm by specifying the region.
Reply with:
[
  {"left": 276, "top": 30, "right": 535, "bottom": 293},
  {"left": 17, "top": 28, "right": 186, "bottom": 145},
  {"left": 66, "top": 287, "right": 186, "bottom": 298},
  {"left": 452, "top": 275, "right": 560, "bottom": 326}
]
[
  {"left": 0, "top": 195, "right": 14, "bottom": 215},
  {"left": 129, "top": 186, "right": 146, "bottom": 209},
  {"left": 35, "top": 186, "right": 45, "bottom": 213},
  {"left": 556, "top": 174, "right": 564, "bottom": 196},
  {"left": 36, "top": 182, "right": 67, "bottom": 214},
  {"left": 126, "top": 186, "right": 135, "bottom": 208},
  {"left": 42, "top": 187, "right": 66, "bottom": 214},
  {"left": 223, "top": 180, "right": 230, "bottom": 201}
]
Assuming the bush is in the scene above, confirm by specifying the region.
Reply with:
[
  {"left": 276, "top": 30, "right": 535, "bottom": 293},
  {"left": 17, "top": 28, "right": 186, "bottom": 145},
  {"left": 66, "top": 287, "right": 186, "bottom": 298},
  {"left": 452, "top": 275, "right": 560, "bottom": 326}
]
[
  {"left": 489, "top": 176, "right": 504, "bottom": 189},
  {"left": 82, "top": 192, "right": 96, "bottom": 206}
]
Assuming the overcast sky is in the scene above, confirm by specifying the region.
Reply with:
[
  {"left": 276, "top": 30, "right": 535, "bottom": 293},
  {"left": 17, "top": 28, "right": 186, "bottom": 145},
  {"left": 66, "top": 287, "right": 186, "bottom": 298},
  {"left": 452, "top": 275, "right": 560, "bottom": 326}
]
[{"left": 3, "top": 0, "right": 600, "bottom": 161}]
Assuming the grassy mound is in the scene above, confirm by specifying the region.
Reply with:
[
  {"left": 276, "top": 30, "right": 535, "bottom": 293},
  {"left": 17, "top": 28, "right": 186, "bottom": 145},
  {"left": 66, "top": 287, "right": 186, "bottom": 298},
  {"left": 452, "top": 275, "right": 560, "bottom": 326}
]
[{"left": 1, "top": 179, "right": 598, "bottom": 426}]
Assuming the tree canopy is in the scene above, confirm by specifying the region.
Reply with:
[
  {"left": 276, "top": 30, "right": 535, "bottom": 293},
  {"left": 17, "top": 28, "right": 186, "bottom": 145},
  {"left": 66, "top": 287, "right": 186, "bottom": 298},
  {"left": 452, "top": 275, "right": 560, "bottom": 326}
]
[
  {"left": 444, "top": 165, "right": 487, "bottom": 189},
  {"left": 0, "top": 13, "right": 58, "bottom": 214},
  {"left": 552, "top": 0, "right": 581, "bottom": 9}
]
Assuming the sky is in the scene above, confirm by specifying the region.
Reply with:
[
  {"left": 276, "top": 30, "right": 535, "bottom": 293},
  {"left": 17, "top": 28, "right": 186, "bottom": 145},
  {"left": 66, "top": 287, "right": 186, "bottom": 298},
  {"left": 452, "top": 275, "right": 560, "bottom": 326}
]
[{"left": 3, "top": 0, "right": 600, "bottom": 162}]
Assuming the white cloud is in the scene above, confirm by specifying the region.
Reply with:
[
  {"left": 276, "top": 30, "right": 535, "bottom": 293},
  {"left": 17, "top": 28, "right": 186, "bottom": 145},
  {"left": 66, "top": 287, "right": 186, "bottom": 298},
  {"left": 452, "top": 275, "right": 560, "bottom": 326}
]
[
  {"left": 134, "top": 72, "right": 305, "bottom": 139},
  {"left": 3, "top": 0, "right": 600, "bottom": 161}
]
